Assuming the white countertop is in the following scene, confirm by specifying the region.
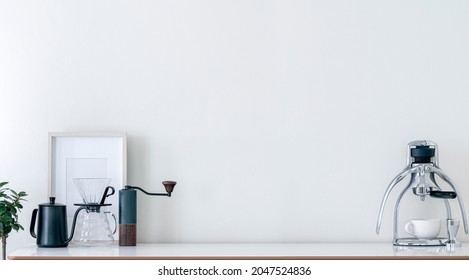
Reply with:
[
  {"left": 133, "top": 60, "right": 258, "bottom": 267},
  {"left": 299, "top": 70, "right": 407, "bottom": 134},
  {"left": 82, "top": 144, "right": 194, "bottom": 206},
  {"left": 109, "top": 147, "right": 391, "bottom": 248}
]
[{"left": 9, "top": 242, "right": 469, "bottom": 260}]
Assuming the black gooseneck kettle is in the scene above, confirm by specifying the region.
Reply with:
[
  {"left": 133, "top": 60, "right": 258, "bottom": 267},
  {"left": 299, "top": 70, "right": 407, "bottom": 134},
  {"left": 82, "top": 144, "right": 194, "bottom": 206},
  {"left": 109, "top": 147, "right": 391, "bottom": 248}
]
[{"left": 30, "top": 197, "right": 86, "bottom": 247}]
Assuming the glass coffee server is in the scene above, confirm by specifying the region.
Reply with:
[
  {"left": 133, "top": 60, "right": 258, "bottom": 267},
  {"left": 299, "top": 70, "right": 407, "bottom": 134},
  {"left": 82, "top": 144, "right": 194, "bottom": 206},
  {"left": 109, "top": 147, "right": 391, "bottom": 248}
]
[{"left": 72, "top": 178, "right": 117, "bottom": 246}]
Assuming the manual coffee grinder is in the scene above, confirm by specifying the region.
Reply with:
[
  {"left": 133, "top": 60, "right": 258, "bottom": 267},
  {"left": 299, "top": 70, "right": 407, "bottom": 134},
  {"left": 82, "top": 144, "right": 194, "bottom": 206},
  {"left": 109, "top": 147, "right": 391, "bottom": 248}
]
[
  {"left": 376, "top": 140, "right": 468, "bottom": 246},
  {"left": 118, "top": 181, "right": 176, "bottom": 246}
]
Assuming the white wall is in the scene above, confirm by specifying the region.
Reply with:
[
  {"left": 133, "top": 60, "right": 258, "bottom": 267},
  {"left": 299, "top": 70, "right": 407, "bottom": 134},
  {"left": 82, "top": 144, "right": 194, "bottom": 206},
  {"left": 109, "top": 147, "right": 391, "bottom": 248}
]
[{"left": 2, "top": 1, "right": 469, "bottom": 254}]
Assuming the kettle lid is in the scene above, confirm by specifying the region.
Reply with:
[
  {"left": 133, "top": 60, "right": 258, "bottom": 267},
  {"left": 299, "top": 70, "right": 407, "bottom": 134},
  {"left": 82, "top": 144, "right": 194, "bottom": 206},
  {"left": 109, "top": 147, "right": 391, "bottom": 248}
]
[{"left": 39, "top": 197, "right": 66, "bottom": 207}]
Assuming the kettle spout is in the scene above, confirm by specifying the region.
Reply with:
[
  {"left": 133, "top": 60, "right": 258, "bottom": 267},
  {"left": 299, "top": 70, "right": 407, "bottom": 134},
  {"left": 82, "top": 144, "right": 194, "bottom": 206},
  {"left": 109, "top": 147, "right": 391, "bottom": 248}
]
[{"left": 65, "top": 206, "right": 87, "bottom": 244}]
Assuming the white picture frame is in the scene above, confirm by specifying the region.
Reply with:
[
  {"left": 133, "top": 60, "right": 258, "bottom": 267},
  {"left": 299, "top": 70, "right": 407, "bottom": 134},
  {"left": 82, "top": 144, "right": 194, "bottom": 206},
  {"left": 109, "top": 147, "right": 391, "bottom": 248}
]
[{"left": 48, "top": 132, "right": 127, "bottom": 240}]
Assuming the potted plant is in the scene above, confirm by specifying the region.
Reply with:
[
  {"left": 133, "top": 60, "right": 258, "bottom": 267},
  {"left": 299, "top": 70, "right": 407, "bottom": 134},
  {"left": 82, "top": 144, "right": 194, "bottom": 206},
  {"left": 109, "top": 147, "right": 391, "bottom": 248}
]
[{"left": 0, "top": 181, "right": 27, "bottom": 260}]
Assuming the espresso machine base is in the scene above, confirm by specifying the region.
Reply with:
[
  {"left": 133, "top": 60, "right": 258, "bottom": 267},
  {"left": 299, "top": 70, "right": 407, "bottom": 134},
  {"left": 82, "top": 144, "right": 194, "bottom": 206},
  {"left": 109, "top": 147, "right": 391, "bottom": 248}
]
[{"left": 394, "top": 237, "right": 447, "bottom": 247}]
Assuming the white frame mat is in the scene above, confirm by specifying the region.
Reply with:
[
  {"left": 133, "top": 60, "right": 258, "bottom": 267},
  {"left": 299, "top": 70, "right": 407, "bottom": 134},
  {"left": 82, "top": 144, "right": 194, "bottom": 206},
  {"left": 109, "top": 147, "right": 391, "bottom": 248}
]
[{"left": 48, "top": 132, "right": 127, "bottom": 240}]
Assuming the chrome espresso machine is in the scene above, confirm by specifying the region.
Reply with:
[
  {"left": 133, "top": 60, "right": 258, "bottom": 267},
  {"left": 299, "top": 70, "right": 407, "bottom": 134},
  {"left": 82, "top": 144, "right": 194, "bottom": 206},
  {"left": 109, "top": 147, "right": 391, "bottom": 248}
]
[{"left": 376, "top": 140, "right": 468, "bottom": 247}]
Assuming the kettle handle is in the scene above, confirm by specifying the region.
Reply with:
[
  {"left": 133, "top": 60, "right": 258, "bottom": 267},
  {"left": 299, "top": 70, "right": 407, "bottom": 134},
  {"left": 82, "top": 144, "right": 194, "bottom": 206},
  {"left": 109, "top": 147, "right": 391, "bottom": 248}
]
[{"left": 30, "top": 208, "right": 38, "bottom": 238}]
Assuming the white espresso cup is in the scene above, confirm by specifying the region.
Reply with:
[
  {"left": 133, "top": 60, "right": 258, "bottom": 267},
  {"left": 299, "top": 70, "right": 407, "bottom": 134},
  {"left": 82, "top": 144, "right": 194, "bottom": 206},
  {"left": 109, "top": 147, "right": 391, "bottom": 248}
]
[{"left": 404, "top": 219, "right": 441, "bottom": 239}]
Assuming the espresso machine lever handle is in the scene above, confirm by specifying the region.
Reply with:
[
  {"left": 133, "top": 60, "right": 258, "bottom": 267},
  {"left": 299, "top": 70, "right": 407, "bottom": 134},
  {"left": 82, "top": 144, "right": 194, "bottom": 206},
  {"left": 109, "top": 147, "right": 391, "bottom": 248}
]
[
  {"left": 431, "top": 167, "right": 469, "bottom": 234},
  {"left": 429, "top": 190, "right": 457, "bottom": 199}
]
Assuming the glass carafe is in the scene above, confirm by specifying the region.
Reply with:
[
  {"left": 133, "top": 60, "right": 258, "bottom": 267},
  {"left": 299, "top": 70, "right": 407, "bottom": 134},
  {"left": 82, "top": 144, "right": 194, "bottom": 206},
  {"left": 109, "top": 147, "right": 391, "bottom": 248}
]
[
  {"left": 72, "top": 207, "right": 116, "bottom": 246},
  {"left": 72, "top": 178, "right": 116, "bottom": 246}
]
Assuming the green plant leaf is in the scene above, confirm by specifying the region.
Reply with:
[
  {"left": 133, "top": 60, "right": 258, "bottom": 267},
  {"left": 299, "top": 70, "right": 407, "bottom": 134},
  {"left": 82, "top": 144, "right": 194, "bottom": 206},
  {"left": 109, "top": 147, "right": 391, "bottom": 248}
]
[
  {"left": 1, "top": 214, "right": 12, "bottom": 223},
  {"left": 4, "top": 224, "right": 12, "bottom": 235},
  {"left": 0, "top": 182, "right": 28, "bottom": 241}
]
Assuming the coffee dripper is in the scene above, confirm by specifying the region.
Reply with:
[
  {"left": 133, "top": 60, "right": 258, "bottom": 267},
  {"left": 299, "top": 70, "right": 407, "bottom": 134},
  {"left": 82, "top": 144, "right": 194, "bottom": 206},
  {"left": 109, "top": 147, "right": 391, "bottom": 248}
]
[
  {"left": 72, "top": 178, "right": 117, "bottom": 246},
  {"left": 376, "top": 140, "right": 468, "bottom": 246}
]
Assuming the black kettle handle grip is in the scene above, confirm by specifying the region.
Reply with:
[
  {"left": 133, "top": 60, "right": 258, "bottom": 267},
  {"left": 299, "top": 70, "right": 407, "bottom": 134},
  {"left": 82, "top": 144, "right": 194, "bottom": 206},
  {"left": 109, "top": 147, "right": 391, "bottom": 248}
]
[
  {"left": 430, "top": 190, "right": 457, "bottom": 199},
  {"left": 30, "top": 208, "right": 38, "bottom": 238}
]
